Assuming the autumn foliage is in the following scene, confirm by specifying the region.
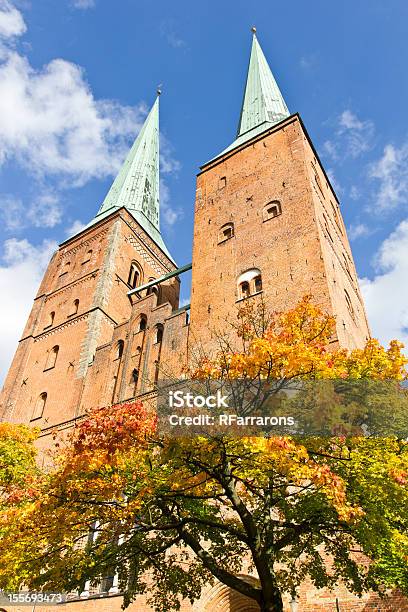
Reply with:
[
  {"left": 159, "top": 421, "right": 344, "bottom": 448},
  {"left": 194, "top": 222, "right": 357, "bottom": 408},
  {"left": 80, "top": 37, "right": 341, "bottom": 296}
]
[{"left": 0, "top": 297, "right": 407, "bottom": 612}]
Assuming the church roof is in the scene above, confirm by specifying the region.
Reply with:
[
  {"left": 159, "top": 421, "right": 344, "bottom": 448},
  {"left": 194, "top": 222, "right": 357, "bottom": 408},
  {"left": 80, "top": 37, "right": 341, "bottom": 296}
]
[
  {"left": 78, "top": 94, "right": 175, "bottom": 263},
  {"left": 213, "top": 30, "right": 290, "bottom": 160}
]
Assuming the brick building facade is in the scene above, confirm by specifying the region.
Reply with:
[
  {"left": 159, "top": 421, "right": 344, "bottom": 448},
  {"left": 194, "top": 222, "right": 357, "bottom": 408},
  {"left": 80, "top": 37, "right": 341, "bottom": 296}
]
[{"left": 1, "top": 31, "right": 404, "bottom": 612}]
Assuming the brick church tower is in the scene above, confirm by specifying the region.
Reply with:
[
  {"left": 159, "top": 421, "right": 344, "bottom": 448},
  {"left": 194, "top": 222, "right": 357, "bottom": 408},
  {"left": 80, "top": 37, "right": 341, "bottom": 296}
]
[
  {"left": 189, "top": 29, "right": 370, "bottom": 352},
  {"left": 0, "top": 94, "right": 188, "bottom": 443}
]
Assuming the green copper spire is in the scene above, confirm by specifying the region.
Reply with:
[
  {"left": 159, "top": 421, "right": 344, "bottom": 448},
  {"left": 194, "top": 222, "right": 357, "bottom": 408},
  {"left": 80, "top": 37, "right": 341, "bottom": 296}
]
[
  {"left": 85, "top": 93, "right": 174, "bottom": 261},
  {"left": 216, "top": 29, "right": 290, "bottom": 159}
]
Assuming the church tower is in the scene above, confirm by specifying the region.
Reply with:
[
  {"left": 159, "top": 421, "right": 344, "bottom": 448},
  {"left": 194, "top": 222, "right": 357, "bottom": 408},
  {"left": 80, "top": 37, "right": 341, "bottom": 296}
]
[
  {"left": 0, "top": 94, "right": 180, "bottom": 433},
  {"left": 189, "top": 30, "right": 370, "bottom": 351}
]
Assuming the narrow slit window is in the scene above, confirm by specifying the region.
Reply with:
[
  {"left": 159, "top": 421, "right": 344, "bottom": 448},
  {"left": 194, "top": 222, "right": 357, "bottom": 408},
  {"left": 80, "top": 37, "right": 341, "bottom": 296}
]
[
  {"left": 45, "top": 311, "right": 55, "bottom": 329},
  {"left": 116, "top": 340, "right": 124, "bottom": 360},
  {"left": 31, "top": 392, "right": 47, "bottom": 421},
  {"left": 323, "top": 214, "right": 333, "bottom": 242},
  {"left": 343, "top": 254, "right": 353, "bottom": 279},
  {"left": 331, "top": 201, "right": 342, "bottom": 232},
  {"left": 156, "top": 324, "right": 164, "bottom": 344},
  {"left": 344, "top": 289, "right": 355, "bottom": 318},
  {"left": 45, "top": 345, "right": 59, "bottom": 370}
]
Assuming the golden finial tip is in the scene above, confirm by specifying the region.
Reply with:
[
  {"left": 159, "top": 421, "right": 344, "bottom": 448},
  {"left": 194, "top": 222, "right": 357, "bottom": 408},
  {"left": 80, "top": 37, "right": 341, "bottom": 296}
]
[{"left": 251, "top": 26, "right": 257, "bottom": 34}]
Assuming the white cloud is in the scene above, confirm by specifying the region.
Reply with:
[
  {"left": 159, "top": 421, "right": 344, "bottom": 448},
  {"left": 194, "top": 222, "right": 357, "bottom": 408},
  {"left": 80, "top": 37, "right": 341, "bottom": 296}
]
[
  {"left": 326, "top": 168, "right": 343, "bottom": 195},
  {"left": 160, "top": 20, "right": 186, "bottom": 49},
  {"left": 160, "top": 133, "right": 181, "bottom": 175},
  {"left": 1, "top": 192, "right": 62, "bottom": 229},
  {"left": 339, "top": 110, "right": 374, "bottom": 158},
  {"left": 339, "top": 110, "right": 364, "bottom": 131},
  {"left": 0, "top": 195, "right": 24, "bottom": 230},
  {"left": 350, "top": 185, "right": 361, "bottom": 200},
  {"left": 160, "top": 179, "right": 182, "bottom": 226},
  {"left": 71, "top": 0, "right": 95, "bottom": 8},
  {"left": 347, "top": 222, "right": 371, "bottom": 241},
  {"left": 0, "top": 51, "right": 148, "bottom": 184},
  {"left": 324, "top": 110, "right": 374, "bottom": 161},
  {"left": 369, "top": 143, "right": 408, "bottom": 210},
  {"left": 0, "top": 0, "right": 26, "bottom": 39},
  {"left": 299, "top": 54, "right": 317, "bottom": 70},
  {"left": 65, "top": 219, "right": 86, "bottom": 236},
  {"left": 26, "top": 193, "right": 62, "bottom": 228},
  {"left": 323, "top": 140, "right": 338, "bottom": 160},
  {"left": 0, "top": 9, "right": 181, "bottom": 224},
  {"left": 360, "top": 219, "right": 408, "bottom": 349},
  {"left": 0, "top": 238, "right": 57, "bottom": 383}
]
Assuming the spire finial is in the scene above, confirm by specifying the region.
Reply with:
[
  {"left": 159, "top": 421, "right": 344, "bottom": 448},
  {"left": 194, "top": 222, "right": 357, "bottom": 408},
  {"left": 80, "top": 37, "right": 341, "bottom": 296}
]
[
  {"left": 156, "top": 84, "right": 162, "bottom": 96},
  {"left": 251, "top": 26, "right": 257, "bottom": 34}
]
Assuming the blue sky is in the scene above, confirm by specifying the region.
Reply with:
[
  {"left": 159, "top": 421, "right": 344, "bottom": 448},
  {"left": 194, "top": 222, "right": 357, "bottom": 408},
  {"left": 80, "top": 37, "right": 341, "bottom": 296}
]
[{"left": 1, "top": 0, "right": 408, "bottom": 382}]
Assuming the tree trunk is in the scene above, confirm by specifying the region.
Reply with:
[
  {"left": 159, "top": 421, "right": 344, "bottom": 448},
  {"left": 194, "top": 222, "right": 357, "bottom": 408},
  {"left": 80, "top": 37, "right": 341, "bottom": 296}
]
[{"left": 259, "top": 587, "right": 284, "bottom": 612}]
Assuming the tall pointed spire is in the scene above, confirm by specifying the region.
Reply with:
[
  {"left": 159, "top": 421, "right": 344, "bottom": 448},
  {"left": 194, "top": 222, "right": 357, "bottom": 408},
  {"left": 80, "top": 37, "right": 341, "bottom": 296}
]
[
  {"left": 216, "top": 29, "right": 290, "bottom": 159},
  {"left": 85, "top": 92, "right": 173, "bottom": 261},
  {"left": 237, "top": 28, "right": 289, "bottom": 137}
]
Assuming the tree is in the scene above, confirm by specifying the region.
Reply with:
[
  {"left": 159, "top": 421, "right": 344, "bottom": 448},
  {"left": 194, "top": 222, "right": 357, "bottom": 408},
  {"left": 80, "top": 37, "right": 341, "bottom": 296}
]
[
  {"left": 0, "top": 422, "right": 39, "bottom": 504},
  {"left": 0, "top": 297, "right": 407, "bottom": 612}
]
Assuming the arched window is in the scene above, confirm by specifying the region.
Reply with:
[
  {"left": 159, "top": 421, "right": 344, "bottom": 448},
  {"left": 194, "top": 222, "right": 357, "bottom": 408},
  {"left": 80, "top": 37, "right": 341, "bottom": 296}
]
[
  {"left": 131, "top": 369, "right": 139, "bottom": 395},
  {"left": 31, "top": 392, "right": 47, "bottom": 421},
  {"left": 154, "top": 359, "right": 160, "bottom": 384},
  {"left": 45, "top": 311, "right": 55, "bottom": 329},
  {"left": 116, "top": 340, "right": 124, "bottom": 360},
  {"left": 146, "top": 281, "right": 159, "bottom": 302},
  {"left": 218, "top": 222, "right": 234, "bottom": 243},
  {"left": 263, "top": 200, "right": 282, "bottom": 222},
  {"left": 139, "top": 315, "right": 147, "bottom": 332},
  {"left": 156, "top": 324, "right": 164, "bottom": 344},
  {"left": 237, "top": 269, "right": 262, "bottom": 300},
  {"left": 344, "top": 289, "right": 355, "bottom": 318},
  {"left": 45, "top": 345, "right": 59, "bottom": 370},
  {"left": 128, "top": 261, "right": 142, "bottom": 289}
]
